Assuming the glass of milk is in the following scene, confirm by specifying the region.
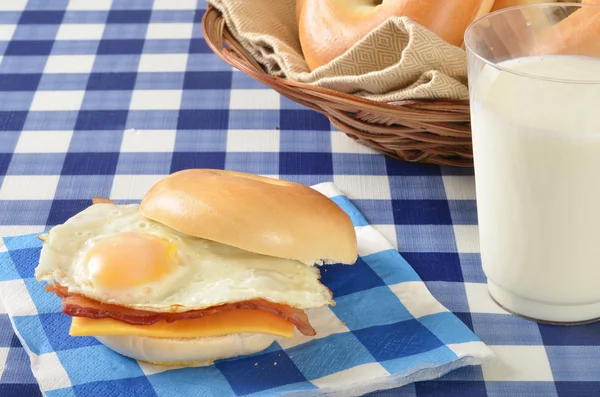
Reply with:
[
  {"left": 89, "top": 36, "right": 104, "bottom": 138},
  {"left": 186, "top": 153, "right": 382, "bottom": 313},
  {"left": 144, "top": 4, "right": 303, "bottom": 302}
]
[{"left": 464, "top": 3, "right": 600, "bottom": 324}]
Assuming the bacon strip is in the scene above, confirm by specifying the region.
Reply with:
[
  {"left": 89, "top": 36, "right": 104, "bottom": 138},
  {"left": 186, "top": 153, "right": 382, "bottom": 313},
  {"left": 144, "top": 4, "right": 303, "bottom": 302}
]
[{"left": 46, "top": 284, "right": 316, "bottom": 336}]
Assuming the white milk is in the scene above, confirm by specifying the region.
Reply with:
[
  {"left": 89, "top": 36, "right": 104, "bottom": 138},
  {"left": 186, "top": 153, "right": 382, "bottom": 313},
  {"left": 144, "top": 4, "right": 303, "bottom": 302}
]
[{"left": 470, "top": 55, "right": 600, "bottom": 322}]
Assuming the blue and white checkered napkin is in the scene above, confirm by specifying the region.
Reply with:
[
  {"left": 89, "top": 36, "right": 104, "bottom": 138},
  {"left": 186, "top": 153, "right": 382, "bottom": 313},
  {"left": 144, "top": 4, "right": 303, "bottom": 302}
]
[{"left": 0, "top": 183, "right": 493, "bottom": 397}]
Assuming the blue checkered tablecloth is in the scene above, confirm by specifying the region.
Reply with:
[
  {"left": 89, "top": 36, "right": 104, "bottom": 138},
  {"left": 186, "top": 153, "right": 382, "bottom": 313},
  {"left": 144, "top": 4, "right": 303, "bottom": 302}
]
[{"left": 0, "top": 1, "right": 598, "bottom": 396}]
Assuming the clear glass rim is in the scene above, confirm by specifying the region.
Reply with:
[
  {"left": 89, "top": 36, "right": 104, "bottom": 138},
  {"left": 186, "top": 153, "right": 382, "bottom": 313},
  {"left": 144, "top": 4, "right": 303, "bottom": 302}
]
[{"left": 464, "top": 2, "right": 600, "bottom": 85}]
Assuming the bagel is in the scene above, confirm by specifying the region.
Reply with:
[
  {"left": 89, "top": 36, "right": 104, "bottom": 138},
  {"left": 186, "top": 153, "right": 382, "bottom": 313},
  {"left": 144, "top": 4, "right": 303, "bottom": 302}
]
[
  {"left": 490, "top": 0, "right": 559, "bottom": 12},
  {"left": 297, "top": 0, "right": 496, "bottom": 71},
  {"left": 36, "top": 169, "right": 358, "bottom": 365},
  {"left": 536, "top": 0, "right": 600, "bottom": 58}
]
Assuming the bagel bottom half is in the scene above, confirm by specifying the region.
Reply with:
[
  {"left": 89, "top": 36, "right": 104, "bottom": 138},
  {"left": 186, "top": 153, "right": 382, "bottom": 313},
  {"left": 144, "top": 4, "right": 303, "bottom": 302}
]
[{"left": 96, "top": 333, "right": 278, "bottom": 366}]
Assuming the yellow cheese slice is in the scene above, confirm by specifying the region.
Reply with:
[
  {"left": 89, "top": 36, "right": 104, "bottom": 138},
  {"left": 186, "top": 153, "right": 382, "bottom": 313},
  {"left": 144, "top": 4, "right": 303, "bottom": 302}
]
[{"left": 70, "top": 309, "right": 294, "bottom": 338}]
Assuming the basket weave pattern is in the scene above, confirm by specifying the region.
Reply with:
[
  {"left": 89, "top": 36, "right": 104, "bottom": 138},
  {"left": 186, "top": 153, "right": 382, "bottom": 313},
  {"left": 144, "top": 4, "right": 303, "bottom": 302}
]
[{"left": 202, "top": 5, "right": 474, "bottom": 167}]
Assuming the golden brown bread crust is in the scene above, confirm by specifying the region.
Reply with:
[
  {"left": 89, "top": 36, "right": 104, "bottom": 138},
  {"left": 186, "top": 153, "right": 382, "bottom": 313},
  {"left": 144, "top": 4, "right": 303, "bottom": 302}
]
[
  {"left": 138, "top": 169, "right": 358, "bottom": 266},
  {"left": 535, "top": 0, "right": 600, "bottom": 58},
  {"left": 297, "top": 0, "right": 495, "bottom": 71},
  {"left": 490, "top": 0, "right": 558, "bottom": 12}
]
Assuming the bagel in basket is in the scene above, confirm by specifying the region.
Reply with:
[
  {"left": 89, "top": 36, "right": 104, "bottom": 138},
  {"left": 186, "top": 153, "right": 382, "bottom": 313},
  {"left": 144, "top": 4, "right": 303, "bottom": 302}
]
[
  {"left": 35, "top": 169, "right": 358, "bottom": 365},
  {"left": 491, "top": 0, "right": 559, "bottom": 12},
  {"left": 536, "top": 0, "right": 600, "bottom": 57},
  {"left": 296, "top": 0, "right": 572, "bottom": 71},
  {"left": 297, "top": 0, "right": 496, "bottom": 71}
]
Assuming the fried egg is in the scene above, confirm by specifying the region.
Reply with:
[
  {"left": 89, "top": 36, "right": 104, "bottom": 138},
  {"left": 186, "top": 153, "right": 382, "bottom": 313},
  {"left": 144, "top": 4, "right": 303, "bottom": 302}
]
[{"left": 35, "top": 204, "right": 333, "bottom": 312}]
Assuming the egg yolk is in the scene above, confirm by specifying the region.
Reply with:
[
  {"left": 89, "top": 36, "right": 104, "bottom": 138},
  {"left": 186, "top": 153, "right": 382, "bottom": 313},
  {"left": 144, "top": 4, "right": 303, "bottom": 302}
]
[{"left": 85, "top": 232, "right": 178, "bottom": 289}]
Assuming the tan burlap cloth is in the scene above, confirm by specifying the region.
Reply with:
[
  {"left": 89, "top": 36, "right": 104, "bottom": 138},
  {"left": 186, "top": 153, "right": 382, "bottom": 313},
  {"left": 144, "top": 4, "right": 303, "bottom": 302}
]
[{"left": 209, "top": 0, "right": 469, "bottom": 102}]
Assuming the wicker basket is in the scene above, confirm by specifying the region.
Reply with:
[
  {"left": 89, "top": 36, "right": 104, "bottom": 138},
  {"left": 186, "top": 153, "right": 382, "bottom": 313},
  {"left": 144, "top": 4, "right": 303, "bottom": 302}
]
[{"left": 201, "top": 5, "right": 474, "bottom": 167}]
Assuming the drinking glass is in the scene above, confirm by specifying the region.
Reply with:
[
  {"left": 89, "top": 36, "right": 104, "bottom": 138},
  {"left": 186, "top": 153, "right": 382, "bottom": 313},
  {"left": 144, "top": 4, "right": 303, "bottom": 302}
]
[{"left": 464, "top": 3, "right": 600, "bottom": 323}]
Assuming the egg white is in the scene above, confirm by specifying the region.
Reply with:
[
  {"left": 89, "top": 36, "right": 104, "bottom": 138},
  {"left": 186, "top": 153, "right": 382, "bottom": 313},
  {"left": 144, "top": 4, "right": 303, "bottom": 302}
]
[{"left": 35, "top": 204, "right": 334, "bottom": 312}]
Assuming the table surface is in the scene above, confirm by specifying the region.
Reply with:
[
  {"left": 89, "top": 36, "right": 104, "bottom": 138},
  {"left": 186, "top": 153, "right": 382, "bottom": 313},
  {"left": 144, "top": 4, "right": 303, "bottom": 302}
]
[{"left": 0, "top": 1, "right": 598, "bottom": 397}]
